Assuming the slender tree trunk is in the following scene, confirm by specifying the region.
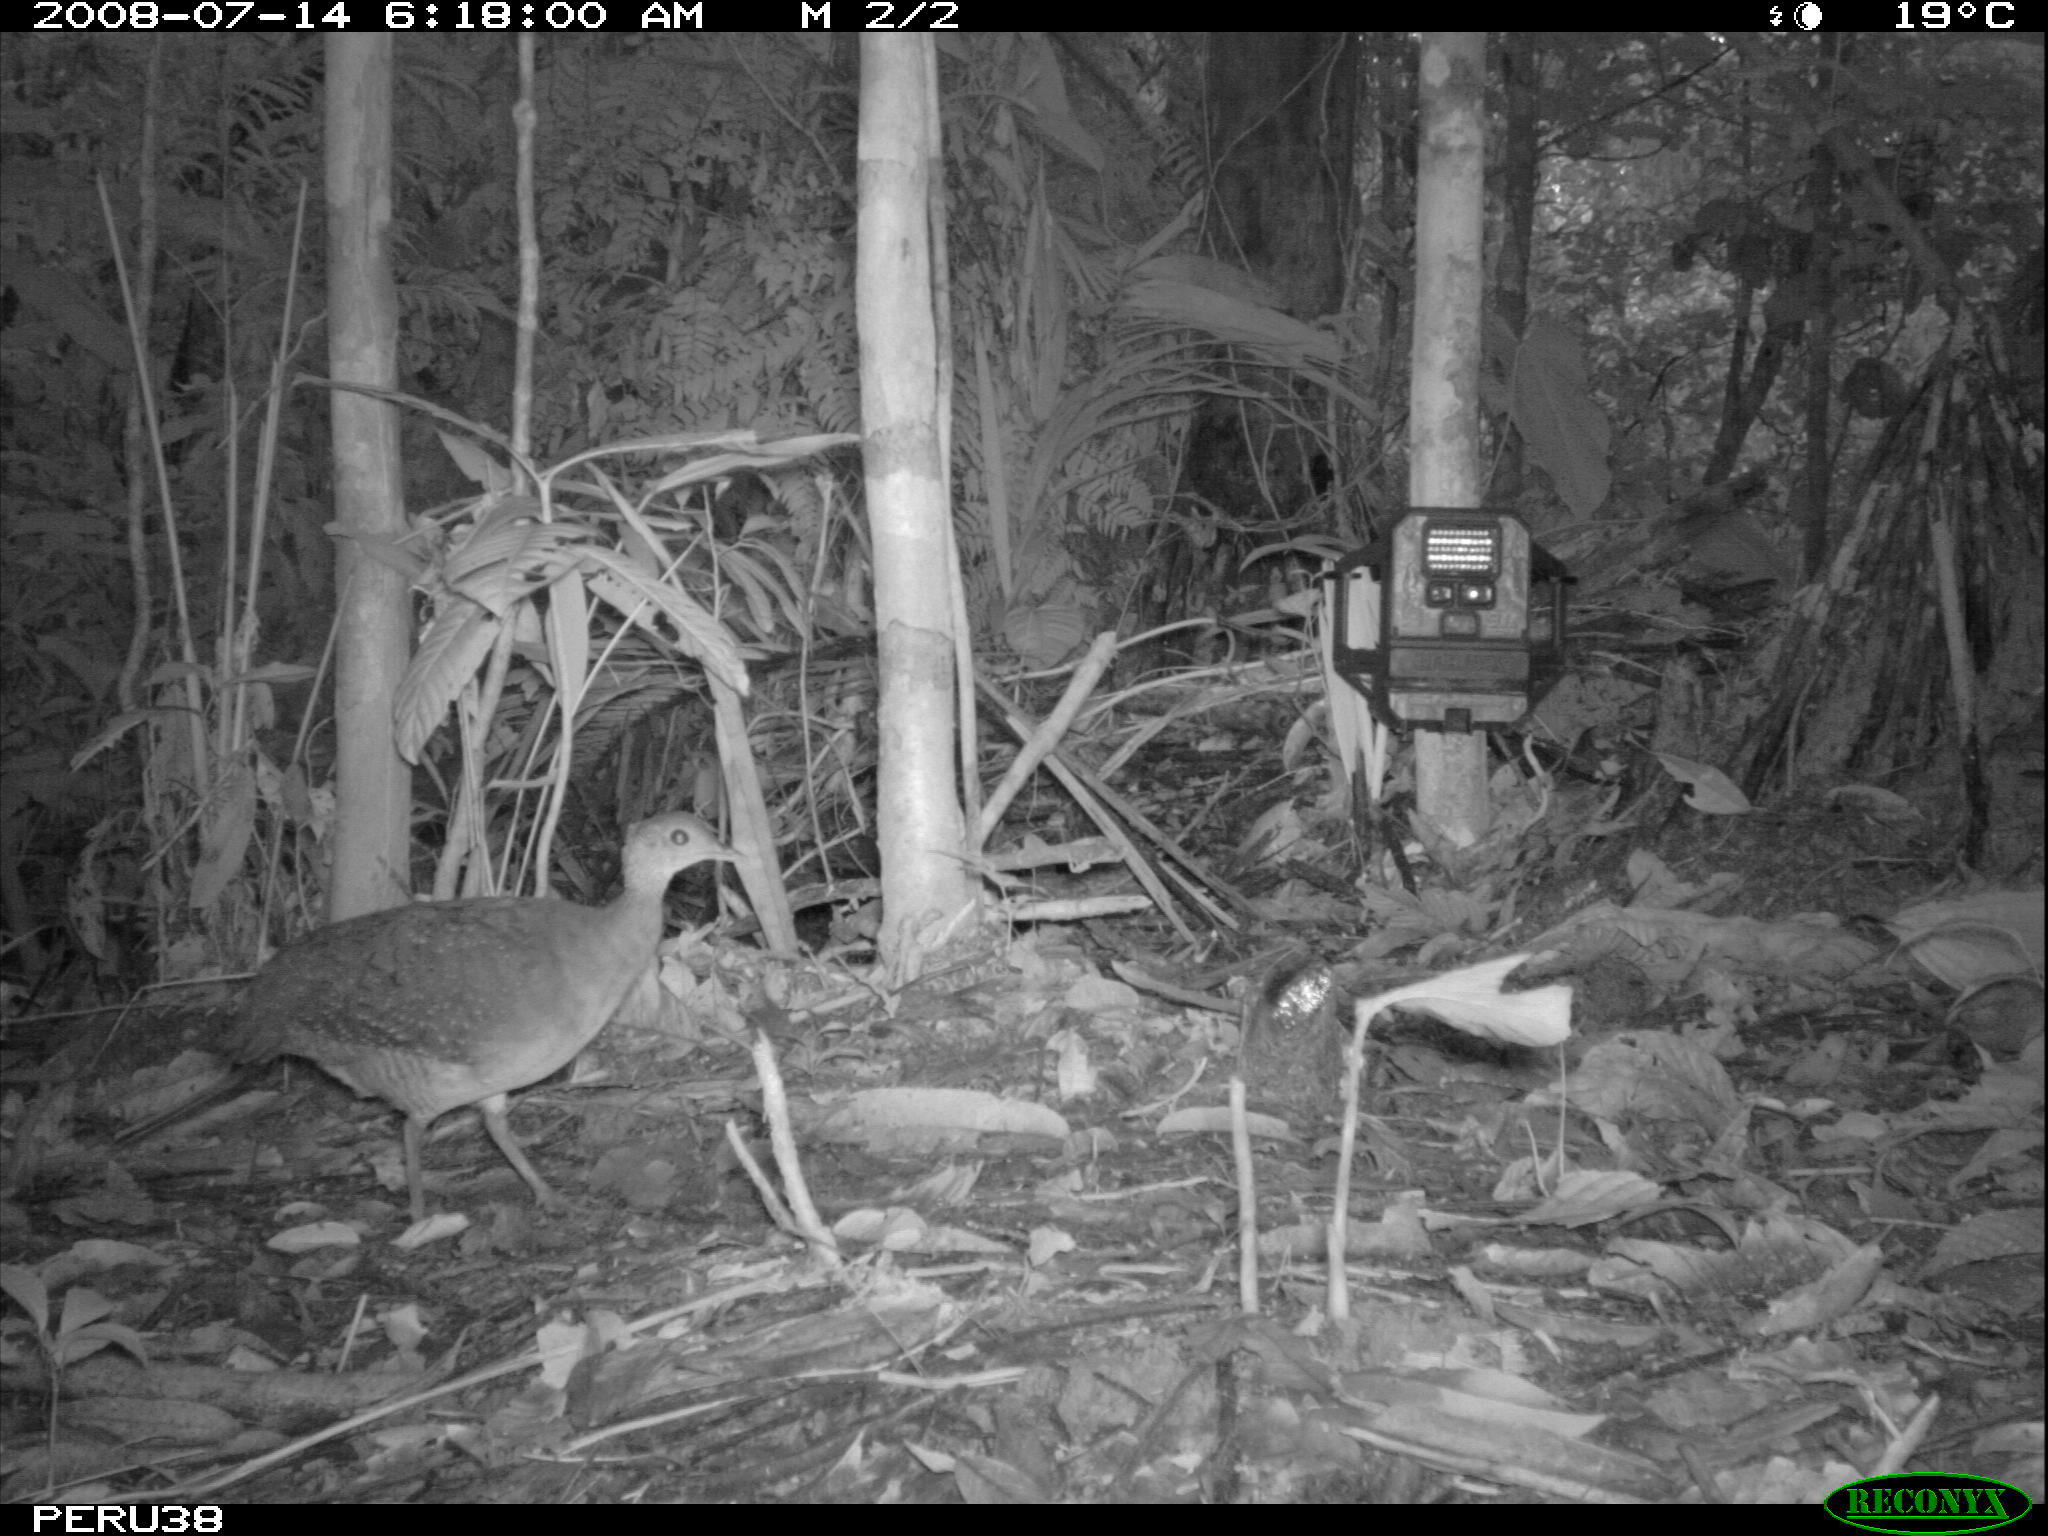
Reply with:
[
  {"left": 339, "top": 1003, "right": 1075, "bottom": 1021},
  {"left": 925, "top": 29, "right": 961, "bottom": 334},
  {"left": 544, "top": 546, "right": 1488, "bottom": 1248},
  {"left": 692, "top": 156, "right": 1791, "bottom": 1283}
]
[
  {"left": 324, "top": 37, "right": 413, "bottom": 918},
  {"left": 858, "top": 37, "right": 975, "bottom": 972}
]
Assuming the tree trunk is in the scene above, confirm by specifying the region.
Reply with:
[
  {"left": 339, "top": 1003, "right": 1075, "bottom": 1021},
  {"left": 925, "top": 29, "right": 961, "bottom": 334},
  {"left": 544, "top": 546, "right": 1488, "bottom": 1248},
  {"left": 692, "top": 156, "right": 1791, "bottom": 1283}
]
[{"left": 323, "top": 37, "right": 413, "bottom": 919}]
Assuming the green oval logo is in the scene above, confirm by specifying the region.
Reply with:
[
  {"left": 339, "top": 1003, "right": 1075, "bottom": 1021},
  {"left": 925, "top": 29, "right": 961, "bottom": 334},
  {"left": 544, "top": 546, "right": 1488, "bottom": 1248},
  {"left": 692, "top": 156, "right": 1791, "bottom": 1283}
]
[{"left": 1825, "top": 1473, "right": 2033, "bottom": 1534}]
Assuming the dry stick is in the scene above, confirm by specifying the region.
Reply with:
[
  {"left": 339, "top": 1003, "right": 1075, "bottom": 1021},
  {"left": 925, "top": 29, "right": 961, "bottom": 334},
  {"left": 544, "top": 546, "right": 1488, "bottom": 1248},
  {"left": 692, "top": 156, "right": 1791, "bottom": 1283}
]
[
  {"left": 1870, "top": 1391, "right": 1942, "bottom": 1476},
  {"left": 974, "top": 682, "right": 1200, "bottom": 943},
  {"left": 335, "top": 1293, "right": 371, "bottom": 1375},
  {"left": 1051, "top": 754, "right": 1255, "bottom": 926},
  {"left": 1927, "top": 494, "right": 1979, "bottom": 753},
  {"left": 973, "top": 631, "right": 1118, "bottom": 852},
  {"left": 975, "top": 677, "right": 1249, "bottom": 933},
  {"left": 753, "top": 1031, "right": 838, "bottom": 1262},
  {"left": 1326, "top": 1002, "right": 1373, "bottom": 1325},
  {"left": 725, "top": 1118, "right": 801, "bottom": 1237},
  {"left": 1230, "top": 1077, "right": 1259, "bottom": 1316}
]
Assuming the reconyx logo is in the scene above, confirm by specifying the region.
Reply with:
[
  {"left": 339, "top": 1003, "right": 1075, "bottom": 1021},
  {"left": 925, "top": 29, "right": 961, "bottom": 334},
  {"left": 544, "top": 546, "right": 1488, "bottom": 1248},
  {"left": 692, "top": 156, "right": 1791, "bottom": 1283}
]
[{"left": 1824, "top": 1473, "right": 2032, "bottom": 1534}]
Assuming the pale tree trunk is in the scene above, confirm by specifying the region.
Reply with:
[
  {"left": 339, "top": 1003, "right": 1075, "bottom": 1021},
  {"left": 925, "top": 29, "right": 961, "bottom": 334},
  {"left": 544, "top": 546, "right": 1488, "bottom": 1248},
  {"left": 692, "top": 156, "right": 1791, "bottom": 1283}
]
[
  {"left": 857, "top": 37, "right": 976, "bottom": 975},
  {"left": 323, "top": 37, "right": 413, "bottom": 919},
  {"left": 1409, "top": 33, "right": 1491, "bottom": 846}
]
